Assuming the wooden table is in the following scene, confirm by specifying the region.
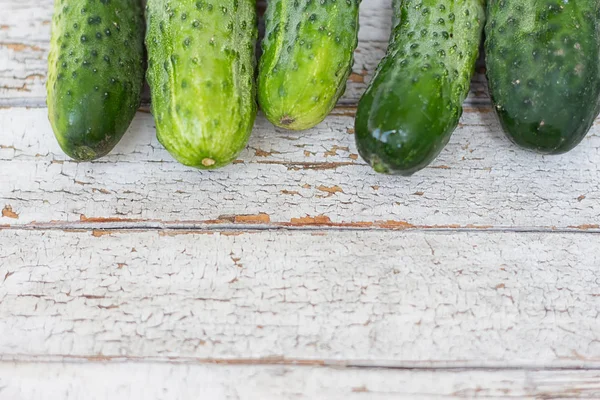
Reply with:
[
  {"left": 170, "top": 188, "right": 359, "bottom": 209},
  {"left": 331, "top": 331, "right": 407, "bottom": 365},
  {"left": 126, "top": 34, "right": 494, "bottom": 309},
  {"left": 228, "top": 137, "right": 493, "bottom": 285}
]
[{"left": 2, "top": 1, "right": 600, "bottom": 398}]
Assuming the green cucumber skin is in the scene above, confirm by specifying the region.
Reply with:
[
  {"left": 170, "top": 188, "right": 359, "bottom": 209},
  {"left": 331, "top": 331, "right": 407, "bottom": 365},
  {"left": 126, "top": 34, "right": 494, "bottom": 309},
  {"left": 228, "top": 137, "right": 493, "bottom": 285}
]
[
  {"left": 486, "top": 1, "right": 600, "bottom": 154},
  {"left": 258, "top": 0, "right": 360, "bottom": 130},
  {"left": 146, "top": 0, "right": 258, "bottom": 169},
  {"left": 47, "top": 0, "right": 145, "bottom": 161},
  {"left": 355, "top": 0, "right": 485, "bottom": 176}
]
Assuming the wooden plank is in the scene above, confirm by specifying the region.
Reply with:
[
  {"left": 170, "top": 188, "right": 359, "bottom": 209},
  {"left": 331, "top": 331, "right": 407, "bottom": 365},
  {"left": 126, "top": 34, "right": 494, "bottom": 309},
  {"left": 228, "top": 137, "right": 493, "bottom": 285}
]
[
  {"left": 0, "top": 0, "right": 50, "bottom": 105},
  {"left": 1, "top": 107, "right": 599, "bottom": 229},
  {"left": 2, "top": 362, "right": 600, "bottom": 399},
  {"left": 1, "top": 229, "right": 599, "bottom": 367},
  {"left": 0, "top": 0, "right": 488, "bottom": 105}
]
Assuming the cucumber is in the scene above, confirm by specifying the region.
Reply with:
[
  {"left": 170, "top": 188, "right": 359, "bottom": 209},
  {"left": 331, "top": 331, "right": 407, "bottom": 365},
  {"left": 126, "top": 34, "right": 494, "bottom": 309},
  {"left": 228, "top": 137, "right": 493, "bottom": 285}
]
[
  {"left": 355, "top": 0, "right": 485, "bottom": 176},
  {"left": 47, "top": 0, "right": 145, "bottom": 161},
  {"left": 146, "top": 0, "right": 258, "bottom": 169},
  {"left": 258, "top": 0, "right": 360, "bottom": 130},
  {"left": 486, "top": 1, "right": 600, "bottom": 154}
]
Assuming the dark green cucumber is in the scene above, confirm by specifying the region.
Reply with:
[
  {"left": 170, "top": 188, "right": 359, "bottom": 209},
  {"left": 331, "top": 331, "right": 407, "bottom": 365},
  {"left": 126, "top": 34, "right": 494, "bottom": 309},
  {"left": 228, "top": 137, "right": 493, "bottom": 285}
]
[
  {"left": 146, "top": 0, "right": 257, "bottom": 169},
  {"left": 258, "top": 0, "right": 360, "bottom": 130},
  {"left": 355, "top": 0, "right": 485, "bottom": 176},
  {"left": 486, "top": 1, "right": 600, "bottom": 154},
  {"left": 47, "top": 0, "right": 145, "bottom": 161}
]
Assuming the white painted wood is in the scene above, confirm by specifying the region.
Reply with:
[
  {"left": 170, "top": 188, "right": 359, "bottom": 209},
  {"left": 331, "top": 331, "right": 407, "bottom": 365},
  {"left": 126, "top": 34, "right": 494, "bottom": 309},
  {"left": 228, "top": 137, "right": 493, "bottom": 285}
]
[
  {"left": 0, "top": 0, "right": 488, "bottom": 105},
  {"left": 0, "top": 0, "right": 50, "bottom": 105},
  {"left": 2, "top": 0, "right": 599, "bottom": 394},
  {"left": 1, "top": 229, "right": 599, "bottom": 367},
  {"left": 2, "top": 362, "right": 600, "bottom": 399},
  {"left": 1, "top": 107, "right": 599, "bottom": 229}
]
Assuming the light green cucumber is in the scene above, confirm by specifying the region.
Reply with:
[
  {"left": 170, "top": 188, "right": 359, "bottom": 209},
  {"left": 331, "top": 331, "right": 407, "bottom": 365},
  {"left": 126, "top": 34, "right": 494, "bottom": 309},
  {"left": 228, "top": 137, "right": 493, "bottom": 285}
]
[
  {"left": 146, "top": 0, "right": 258, "bottom": 169},
  {"left": 258, "top": 0, "right": 360, "bottom": 130}
]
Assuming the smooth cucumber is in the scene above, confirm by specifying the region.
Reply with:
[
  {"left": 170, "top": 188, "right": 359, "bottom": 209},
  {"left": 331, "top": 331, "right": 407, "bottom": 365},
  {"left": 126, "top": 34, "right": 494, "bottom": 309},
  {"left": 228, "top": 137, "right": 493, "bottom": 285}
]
[
  {"left": 486, "top": 1, "right": 600, "bottom": 154},
  {"left": 355, "top": 0, "right": 485, "bottom": 176},
  {"left": 258, "top": 0, "right": 360, "bottom": 130},
  {"left": 47, "top": 0, "right": 145, "bottom": 161},
  {"left": 146, "top": 0, "right": 257, "bottom": 169}
]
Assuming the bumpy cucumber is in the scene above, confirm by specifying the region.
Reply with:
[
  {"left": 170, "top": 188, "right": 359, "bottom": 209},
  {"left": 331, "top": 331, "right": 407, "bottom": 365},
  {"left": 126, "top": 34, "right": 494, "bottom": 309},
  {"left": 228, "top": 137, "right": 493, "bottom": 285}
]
[
  {"left": 258, "top": 0, "right": 360, "bottom": 130},
  {"left": 355, "top": 0, "right": 485, "bottom": 176},
  {"left": 486, "top": 1, "right": 600, "bottom": 154},
  {"left": 47, "top": 0, "right": 145, "bottom": 161},
  {"left": 146, "top": 0, "right": 257, "bottom": 169}
]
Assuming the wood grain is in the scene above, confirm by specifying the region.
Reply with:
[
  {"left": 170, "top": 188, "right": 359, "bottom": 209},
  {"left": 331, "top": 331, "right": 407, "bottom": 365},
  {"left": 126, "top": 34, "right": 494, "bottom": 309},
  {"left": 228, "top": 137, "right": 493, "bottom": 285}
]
[
  {"left": 2, "top": 362, "right": 600, "bottom": 399},
  {"left": 1, "top": 107, "right": 599, "bottom": 229},
  {"left": 2, "top": 1, "right": 600, "bottom": 397},
  {"left": 1, "top": 229, "right": 599, "bottom": 368}
]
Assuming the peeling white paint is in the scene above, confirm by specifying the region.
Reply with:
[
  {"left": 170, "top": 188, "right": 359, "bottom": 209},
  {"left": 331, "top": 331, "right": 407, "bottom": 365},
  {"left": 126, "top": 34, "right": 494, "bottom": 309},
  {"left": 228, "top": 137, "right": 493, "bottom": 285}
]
[
  {"left": 1, "top": 230, "right": 599, "bottom": 368},
  {"left": 2, "top": 0, "right": 600, "bottom": 397},
  {"left": 0, "top": 107, "right": 599, "bottom": 228}
]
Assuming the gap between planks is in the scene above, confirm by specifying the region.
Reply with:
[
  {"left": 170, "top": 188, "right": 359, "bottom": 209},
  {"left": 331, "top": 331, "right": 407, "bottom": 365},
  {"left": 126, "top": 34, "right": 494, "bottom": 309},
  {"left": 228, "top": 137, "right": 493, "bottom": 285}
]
[
  {"left": 3, "top": 355, "right": 600, "bottom": 372},
  {"left": 3, "top": 220, "right": 600, "bottom": 234},
  {"left": 0, "top": 97, "right": 494, "bottom": 110}
]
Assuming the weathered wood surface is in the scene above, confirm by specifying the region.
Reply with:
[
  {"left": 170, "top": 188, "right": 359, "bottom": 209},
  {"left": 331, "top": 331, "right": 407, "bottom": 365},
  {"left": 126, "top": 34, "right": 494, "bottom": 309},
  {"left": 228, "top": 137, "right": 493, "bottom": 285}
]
[
  {"left": 2, "top": 362, "right": 600, "bottom": 399},
  {"left": 2, "top": 0, "right": 600, "bottom": 398},
  {"left": 0, "top": 0, "right": 488, "bottom": 106},
  {"left": 1, "top": 107, "right": 599, "bottom": 229},
  {"left": 1, "top": 229, "right": 599, "bottom": 368}
]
